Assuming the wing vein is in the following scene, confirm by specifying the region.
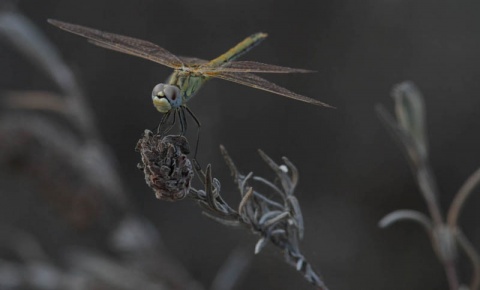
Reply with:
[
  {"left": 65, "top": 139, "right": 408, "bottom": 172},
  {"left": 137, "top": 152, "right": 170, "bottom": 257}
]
[
  {"left": 48, "top": 19, "right": 183, "bottom": 68},
  {"left": 202, "top": 61, "right": 315, "bottom": 73},
  {"left": 209, "top": 72, "right": 333, "bottom": 108}
]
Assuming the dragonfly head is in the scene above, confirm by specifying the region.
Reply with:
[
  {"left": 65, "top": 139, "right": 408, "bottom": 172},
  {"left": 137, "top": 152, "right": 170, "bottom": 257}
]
[{"left": 152, "top": 83, "right": 182, "bottom": 113}]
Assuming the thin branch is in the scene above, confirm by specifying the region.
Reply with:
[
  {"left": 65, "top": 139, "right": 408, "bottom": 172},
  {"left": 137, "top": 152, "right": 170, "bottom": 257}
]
[
  {"left": 447, "top": 167, "right": 480, "bottom": 228},
  {"left": 171, "top": 144, "right": 329, "bottom": 289},
  {"left": 415, "top": 165, "right": 445, "bottom": 226},
  {"left": 456, "top": 230, "right": 480, "bottom": 290},
  {"left": 376, "top": 105, "right": 444, "bottom": 226},
  {"left": 0, "top": 10, "right": 96, "bottom": 137},
  {"left": 238, "top": 187, "right": 254, "bottom": 214},
  {"left": 379, "top": 209, "right": 433, "bottom": 234}
]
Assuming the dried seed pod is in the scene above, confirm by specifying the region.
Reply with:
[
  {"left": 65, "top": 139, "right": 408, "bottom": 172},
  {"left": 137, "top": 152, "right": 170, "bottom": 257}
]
[{"left": 136, "top": 130, "right": 193, "bottom": 201}]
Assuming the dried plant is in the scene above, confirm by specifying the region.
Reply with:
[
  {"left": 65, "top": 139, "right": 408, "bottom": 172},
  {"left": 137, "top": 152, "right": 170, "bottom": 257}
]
[
  {"left": 136, "top": 130, "right": 194, "bottom": 201},
  {"left": 136, "top": 132, "right": 328, "bottom": 289},
  {"left": 376, "top": 81, "right": 480, "bottom": 290}
]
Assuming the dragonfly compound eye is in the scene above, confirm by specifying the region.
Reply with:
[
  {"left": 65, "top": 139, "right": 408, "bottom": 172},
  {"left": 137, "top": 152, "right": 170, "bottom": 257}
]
[
  {"left": 152, "top": 83, "right": 182, "bottom": 113},
  {"left": 163, "top": 85, "right": 182, "bottom": 106}
]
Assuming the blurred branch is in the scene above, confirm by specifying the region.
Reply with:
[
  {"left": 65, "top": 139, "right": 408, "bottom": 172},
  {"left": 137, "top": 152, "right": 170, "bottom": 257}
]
[
  {"left": 456, "top": 230, "right": 480, "bottom": 290},
  {"left": 0, "top": 6, "right": 204, "bottom": 289},
  {"left": 0, "top": 228, "right": 171, "bottom": 290},
  {"left": 375, "top": 81, "right": 480, "bottom": 290},
  {"left": 1, "top": 91, "right": 68, "bottom": 115},
  {"left": 392, "top": 81, "right": 428, "bottom": 159},
  {"left": 448, "top": 167, "right": 480, "bottom": 228},
  {"left": 68, "top": 250, "right": 169, "bottom": 290},
  {"left": 448, "top": 166, "right": 480, "bottom": 290},
  {"left": 210, "top": 247, "right": 252, "bottom": 290},
  {"left": 0, "top": 7, "right": 97, "bottom": 137},
  {"left": 379, "top": 209, "right": 433, "bottom": 235},
  {"left": 375, "top": 104, "right": 443, "bottom": 226}
]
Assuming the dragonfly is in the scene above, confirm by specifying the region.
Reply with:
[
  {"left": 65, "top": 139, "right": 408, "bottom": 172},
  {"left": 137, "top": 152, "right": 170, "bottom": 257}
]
[{"left": 48, "top": 19, "right": 332, "bottom": 135}]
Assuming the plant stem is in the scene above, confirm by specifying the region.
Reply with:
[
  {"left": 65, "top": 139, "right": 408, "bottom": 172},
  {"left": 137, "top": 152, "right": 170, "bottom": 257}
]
[
  {"left": 415, "top": 164, "right": 443, "bottom": 226},
  {"left": 444, "top": 260, "right": 460, "bottom": 290},
  {"left": 447, "top": 167, "right": 480, "bottom": 228},
  {"left": 415, "top": 164, "right": 460, "bottom": 290},
  {"left": 457, "top": 230, "right": 480, "bottom": 290}
]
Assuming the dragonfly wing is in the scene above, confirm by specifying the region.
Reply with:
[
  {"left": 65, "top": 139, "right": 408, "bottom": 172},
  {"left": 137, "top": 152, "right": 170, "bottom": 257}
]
[
  {"left": 178, "top": 56, "right": 208, "bottom": 65},
  {"left": 201, "top": 61, "right": 315, "bottom": 73},
  {"left": 210, "top": 72, "right": 333, "bottom": 108},
  {"left": 87, "top": 39, "right": 150, "bottom": 59},
  {"left": 48, "top": 19, "right": 183, "bottom": 68}
]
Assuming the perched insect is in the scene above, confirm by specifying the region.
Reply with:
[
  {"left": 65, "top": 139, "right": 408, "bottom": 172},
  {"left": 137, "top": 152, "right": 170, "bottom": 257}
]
[{"left": 48, "top": 19, "right": 332, "bottom": 133}]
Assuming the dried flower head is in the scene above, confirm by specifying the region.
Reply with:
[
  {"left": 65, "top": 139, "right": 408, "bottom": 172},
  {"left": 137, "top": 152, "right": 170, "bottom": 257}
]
[{"left": 136, "top": 130, "right": 193, "bottom": 201}]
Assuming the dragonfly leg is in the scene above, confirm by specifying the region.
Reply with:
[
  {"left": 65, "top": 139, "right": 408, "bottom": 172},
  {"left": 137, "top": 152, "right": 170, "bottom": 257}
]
[
  {"left": 184, "top": 106, "right": 202, "bottom": 160},
  {"left": 163, "top": 110, "right": 177, "bottom": 135},
  {"left": 156, "top": 111, "right": 171, "bottom": 134},
  {"left": 156, "top": 110, "right": 179, "bottom": 135},
  {"left": 179, "top": 107, "right": 188, "bottom": 136}
]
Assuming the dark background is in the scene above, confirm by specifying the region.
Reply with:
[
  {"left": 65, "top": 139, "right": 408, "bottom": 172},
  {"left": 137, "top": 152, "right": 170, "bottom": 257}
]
[{"left": 2, "top": 0, "right": 480, "bottom": 289}]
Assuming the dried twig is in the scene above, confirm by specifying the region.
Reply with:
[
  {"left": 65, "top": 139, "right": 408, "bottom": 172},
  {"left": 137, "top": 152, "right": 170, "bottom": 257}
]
[{"left": 137, "top": 132, "right": 329, "bottom": 289}]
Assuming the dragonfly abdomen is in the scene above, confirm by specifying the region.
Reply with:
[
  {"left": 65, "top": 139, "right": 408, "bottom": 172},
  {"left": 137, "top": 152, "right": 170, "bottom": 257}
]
[{"left": 207, "top": 32, "right": 267, "bottom": 68}]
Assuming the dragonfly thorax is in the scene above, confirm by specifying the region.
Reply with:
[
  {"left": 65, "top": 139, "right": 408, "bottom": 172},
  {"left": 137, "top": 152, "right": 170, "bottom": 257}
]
[{"left": 151, "top": 83, "right": 182, "bottom": 113}]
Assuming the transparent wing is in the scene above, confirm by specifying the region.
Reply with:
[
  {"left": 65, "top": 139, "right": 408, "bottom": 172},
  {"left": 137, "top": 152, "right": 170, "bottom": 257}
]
[
  {"left": 200, "top": 61, "right": 314, "bottom": 73},
  {"left": 48, "top": 19, "right": 183, "bottom": 68},
  {"left": 209, "top": 72, "right": 333, "bottom": 108},
  {"left": 177, "top": 56, "right": 208, "bottom": 65}
]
